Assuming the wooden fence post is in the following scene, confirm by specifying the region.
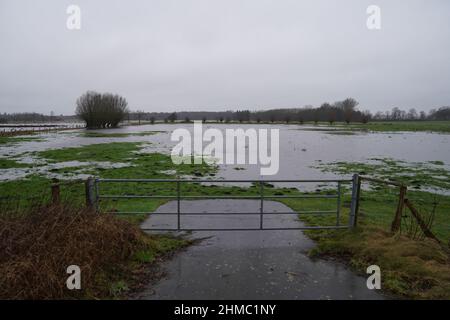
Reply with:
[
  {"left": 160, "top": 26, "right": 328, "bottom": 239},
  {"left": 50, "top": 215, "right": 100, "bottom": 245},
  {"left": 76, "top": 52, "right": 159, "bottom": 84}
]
[
  {"left": 391, "top": 185, "right": 407, "bottom": 232},
  {"left": 354, "top": 177, "right": 362, "bottom": 227},
  {"left": 51, "top": 178, "right": 60, "bottom": 205},
  {"left": 349, "top": 174, "right": 360, "bottom": 228},
  {"left": 85, "top": 177, "right": 95, "bottom": 208}
]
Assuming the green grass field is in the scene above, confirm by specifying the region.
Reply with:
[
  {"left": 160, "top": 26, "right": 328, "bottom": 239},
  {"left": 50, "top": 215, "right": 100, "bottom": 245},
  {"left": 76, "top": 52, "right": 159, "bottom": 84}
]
[{"left": 339, "top": 121, "right": 450, "bottom": 133}]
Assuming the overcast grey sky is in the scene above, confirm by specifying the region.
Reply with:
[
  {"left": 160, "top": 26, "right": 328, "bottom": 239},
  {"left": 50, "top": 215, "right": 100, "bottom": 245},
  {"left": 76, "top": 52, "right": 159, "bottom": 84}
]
[{"left": 0, "top": 0, "right": 449, "bottom": 115}]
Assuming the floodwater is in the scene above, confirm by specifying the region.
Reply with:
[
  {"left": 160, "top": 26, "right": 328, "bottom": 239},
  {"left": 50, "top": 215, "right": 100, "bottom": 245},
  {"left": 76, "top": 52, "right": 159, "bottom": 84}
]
[
  {"left": 135, "top": 200, "right": 385, "bottom": 300},
  {"left": 1, "top": 123, "right": 449, "bottom": 191}
]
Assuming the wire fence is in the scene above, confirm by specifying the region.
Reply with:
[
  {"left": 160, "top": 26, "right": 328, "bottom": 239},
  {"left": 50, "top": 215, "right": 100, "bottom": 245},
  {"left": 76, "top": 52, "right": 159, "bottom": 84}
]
[
  {"left": 1, "top": 175, "right": 447, "bottom": 245},
  {"left": 357, "top": 176, "right": 448, "bottom": 245}
]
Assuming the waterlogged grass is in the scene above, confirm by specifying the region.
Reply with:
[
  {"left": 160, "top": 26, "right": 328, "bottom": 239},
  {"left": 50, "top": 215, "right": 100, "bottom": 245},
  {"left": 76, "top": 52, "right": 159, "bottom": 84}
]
[
  {"left": 1, "top": 142, "right": 221, "bottom": 220},
  {"left": 0, "top": 135, "right": 45, "bottom": 145},
  {"left": 134, "top": 119, "right": 450, "bottom": 133},
  {"left": 37, "top": 142, "right": 143, "bottom": 163},
  {"left": 79, "top": 131, "right": 163, "bottom": 138},
  {"left": 0, "top": 140, "right": 302, "bottom": 224},
  {"left": 335, "top": 121, "right": 450, "bottom": 133},
  {"left": 294, "top": 127, "right": 359, "bottom": 135},
  {"left": 284, "top": 120, "right": 450, "bottom": 133},
  {"left": 280, "top": 187, "right": 449, "bottom": 242},
  {"left": 314, "top": 158, "right": 450, "bottom": 191},
  {"left": 311, "top": 158, "right": 450, "bottom": 241},
  {"left": 0, "top": 158, "right": 30, "bottom": 169}
]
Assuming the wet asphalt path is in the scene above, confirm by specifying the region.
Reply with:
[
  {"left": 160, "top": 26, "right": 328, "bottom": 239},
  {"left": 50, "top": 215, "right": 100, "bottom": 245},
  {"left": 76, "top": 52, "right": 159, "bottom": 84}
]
[{"left": 135, "top": 200, "right": 384, "bottom": 300}]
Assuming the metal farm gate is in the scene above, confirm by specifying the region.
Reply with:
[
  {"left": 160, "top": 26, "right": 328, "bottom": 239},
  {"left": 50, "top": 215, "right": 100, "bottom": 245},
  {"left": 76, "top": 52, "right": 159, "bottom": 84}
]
[{"left": 86, "top": 176, "right": 361, "bottom": 231}]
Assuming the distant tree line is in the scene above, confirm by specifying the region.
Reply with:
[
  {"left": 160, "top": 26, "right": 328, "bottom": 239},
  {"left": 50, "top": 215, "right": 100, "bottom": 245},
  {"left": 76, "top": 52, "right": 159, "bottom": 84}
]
[
  {"left": 371, "top": 106, "right": 450, "bottom": 121},
  {"left": 125, "top": 100, "right": 450, "bottom": 124},
  {"left": 1, "top": 98, "right": 449, "bottom": 124},
  {"left": 0, "top": 112, "right": 66, "bottom": 123}
]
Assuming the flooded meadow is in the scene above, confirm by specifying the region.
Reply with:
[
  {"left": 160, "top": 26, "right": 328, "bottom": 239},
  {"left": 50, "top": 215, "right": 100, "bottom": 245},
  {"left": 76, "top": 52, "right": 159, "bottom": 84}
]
[{"left": 1, "top": 123, "right": 449, "bottom": 193}]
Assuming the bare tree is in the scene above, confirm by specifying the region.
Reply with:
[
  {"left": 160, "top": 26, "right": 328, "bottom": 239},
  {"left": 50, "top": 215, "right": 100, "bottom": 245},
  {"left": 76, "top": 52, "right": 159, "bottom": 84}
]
[
  {"left": 235, "top": 110, "right": 250, "bottom": 123},
  {"left": 285, "top": 115, "right": 291, "bottom": 124},
  {"left": 340, "top": 98, "right": 358, "bottom": 124},
  {"left": 419, "top": 111, "right": 427, "bottom": 120},
  {"left": 76, "top": 91, "right": 128, "bottom": 129},
  {"left": 167, "top": 112, "right": 177, "bottom": 123},
  {"left": 391, "top": 107, "right": 402, "bottom": 120},
  {"left": 313, "top": 110, "right": 319, "bottom": 125},
  {"left": 136, "top": 110, "right": 144, "bottom": 125},
  {"left": 361, "top": 110, "right": 371, "bottom": 124},
  {"left": 407, "top": 108, "right": 418, "bottom": 120},
  {"left": 327, "top": 110, "right": 336, "bottom": 125}
]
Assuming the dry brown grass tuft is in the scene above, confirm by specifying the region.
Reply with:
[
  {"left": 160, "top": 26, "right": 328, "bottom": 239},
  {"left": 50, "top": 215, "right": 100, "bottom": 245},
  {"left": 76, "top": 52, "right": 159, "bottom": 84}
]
[{"left": 0, "top": 204, "right": 150, "bottom": 299}]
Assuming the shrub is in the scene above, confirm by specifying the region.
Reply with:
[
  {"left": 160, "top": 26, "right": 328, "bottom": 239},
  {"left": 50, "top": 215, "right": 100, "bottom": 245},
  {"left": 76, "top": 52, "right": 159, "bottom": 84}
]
[{"left": 0, "top": 204, "right": 148, "bottom": 299}]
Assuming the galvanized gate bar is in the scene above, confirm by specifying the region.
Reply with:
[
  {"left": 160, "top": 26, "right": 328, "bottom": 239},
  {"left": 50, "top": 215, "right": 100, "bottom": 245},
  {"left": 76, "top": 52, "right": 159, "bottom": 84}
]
[
  {"left": 94, "top": 178, "right": 354, "bottom": 231},
  {"left": 108, "top": 211, "right": 337, "bottom": 215},
  {"left": 97, "top": 178, "right": 352, "bottom": 183},
  {"left": 98, "top": 195, "right": 339, "bottom": 199},
  {"left": 141, "top": 226, "right": 350, "bottom": 232}
]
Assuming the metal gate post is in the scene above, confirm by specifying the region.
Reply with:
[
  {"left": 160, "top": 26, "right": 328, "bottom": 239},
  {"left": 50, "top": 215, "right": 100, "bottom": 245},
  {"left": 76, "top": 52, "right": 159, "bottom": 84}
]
[
  {"left": 349, "top": 174, "right": 360, "bottom": 228},
  {"left": 259, "top": 181, "right": 264, "bottom": 230},
  {"left": 177, "top": 180, "right": 181, "bottom": 230}
]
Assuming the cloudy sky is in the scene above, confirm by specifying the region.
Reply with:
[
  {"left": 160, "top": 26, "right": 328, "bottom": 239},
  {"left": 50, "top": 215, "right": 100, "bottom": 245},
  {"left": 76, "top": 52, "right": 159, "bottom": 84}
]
[{"left": 0, "top": 0, "right": 449, "bottom": 115}]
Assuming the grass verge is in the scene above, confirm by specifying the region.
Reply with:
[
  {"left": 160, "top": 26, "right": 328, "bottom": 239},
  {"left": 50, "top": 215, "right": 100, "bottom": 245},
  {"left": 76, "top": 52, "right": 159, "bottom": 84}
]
[
  {"left": 281, "top": 187, "right": 450, "bottom": 299},
  {"left": 307, "top": 226, "right": 450, "bottom": 299}
]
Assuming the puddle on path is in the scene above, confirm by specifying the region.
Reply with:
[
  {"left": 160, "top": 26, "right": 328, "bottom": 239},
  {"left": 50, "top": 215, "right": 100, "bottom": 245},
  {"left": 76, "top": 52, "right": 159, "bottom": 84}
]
[{"left": 135, "top": 200, "right": 385, "bottom": 300}]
